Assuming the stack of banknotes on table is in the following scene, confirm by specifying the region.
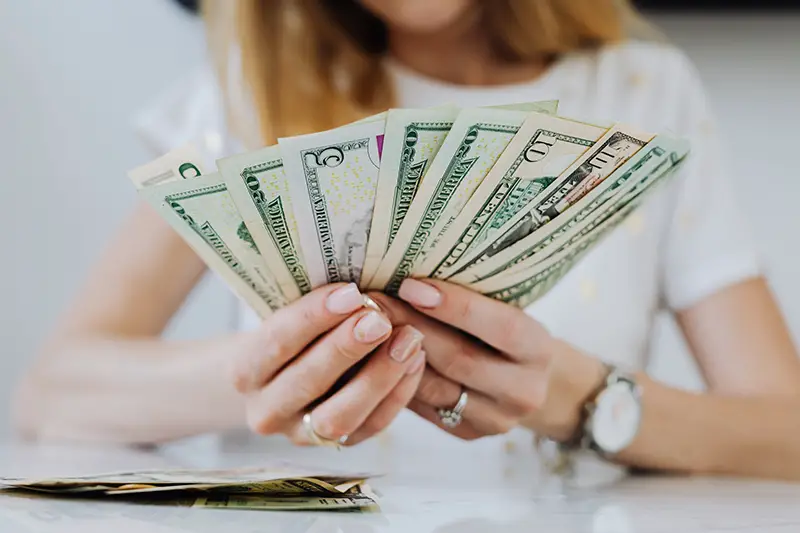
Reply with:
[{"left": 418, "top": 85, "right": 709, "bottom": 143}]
[
  {"left": 0, "top": 466, "right": 379, "bottom": 511},
  {"left": 128, "top": 101, "right": 690, "bottom": 318}
]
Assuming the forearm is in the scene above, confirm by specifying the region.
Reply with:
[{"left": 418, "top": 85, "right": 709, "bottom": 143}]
[
  {"left": 12, "top": 335, "right": 245, "bottom": 445},
  {"left": 614, "top": 375, "right": 800, "bottom": 480},
  {"left": 528, "top": 340, "right": 800, "bottom": 480}
]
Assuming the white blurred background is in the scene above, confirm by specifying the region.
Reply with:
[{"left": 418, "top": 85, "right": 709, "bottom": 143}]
[{"left": 0, "top": 1, "right": 798, "bottom": 436}]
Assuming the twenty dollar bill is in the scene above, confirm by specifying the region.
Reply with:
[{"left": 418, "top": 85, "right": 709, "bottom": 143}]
[
  {"left": 218, "top": 145, "right": 312, "bottom": 302},
  {"left": 360, "top": 106, "right": 459, "bottom": 288}
]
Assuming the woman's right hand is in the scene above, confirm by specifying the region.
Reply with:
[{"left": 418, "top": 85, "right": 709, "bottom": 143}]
[{"left": 229, "top": 282, "right": 426, "bottom": 446}]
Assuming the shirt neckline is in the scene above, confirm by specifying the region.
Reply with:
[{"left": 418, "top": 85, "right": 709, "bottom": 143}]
[{"left": 383, "top": 50, "right": 582, "bottom": 100}]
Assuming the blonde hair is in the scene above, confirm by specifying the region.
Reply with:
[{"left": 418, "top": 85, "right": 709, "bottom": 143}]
[{"left": 204, "top": 0, "right": 650, "bottom": 149}]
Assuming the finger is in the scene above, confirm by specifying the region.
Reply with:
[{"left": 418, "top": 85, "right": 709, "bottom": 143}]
[
  {"left": 396, "top": 278, "right": 553, "bottom": 361},
  {"left": 283, "top": 414, "right": 313, "bottom": 446},
  {"left": 414, "top": 368, "right": 519, "bottom": 436},
  {"left": 307, "top": 326, "right": 425, "bottom": 441},
  {"left": 340, "top": 349, "right": 427, "bottom": 446},
  {"left": 232, "top": 282, "right": 370, "bottom": 392},
  {"left": 285, "top": 348, "right": 425, "bottom": 447},
  {"left": 283, "top": 413, "right": 341, "bottom": 447},
  {"left": 407, "top": 399, "right": 484, "bottom": 441},
  {"left": 369, "top": 292, "right": 540, "bottom": 406},
  {"left": 245, "top": 308, "right": 393, "bottom": 435}
]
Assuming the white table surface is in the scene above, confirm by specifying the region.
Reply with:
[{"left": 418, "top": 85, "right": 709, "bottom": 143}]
[{"left": 1, "top": 436, "right": 799, "bottom": 533}]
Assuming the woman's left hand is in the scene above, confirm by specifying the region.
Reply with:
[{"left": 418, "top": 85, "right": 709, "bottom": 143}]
[{"left": 369, "top": 278, "right": 607, "bottom": 441}]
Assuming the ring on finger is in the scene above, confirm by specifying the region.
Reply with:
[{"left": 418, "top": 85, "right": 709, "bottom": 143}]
[
  {"left": 362, "top": 294, "right": 382, "bottom": 312},
  {"left": 302, "top": 412, "right": 348, "bottom": 449},
  {"left": 437, "top": 389, "right": 469, "bottom": 429}
]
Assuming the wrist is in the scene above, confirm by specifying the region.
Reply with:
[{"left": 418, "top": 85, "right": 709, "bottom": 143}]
[{"left": 526, "top": 339, "right": 607, "bottom": 442}]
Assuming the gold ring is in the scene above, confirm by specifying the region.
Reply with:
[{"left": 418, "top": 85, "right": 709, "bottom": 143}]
[
  {"left": 362, "top": 294, "right": 382, "bottom": 312},
  {"left": 302, "top": 412, "right": 347, "bottom": 449}
]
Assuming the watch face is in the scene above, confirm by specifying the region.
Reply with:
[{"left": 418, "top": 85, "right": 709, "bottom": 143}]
[{"left": 590, "top": 381, "right": 641, "bottom": 454}]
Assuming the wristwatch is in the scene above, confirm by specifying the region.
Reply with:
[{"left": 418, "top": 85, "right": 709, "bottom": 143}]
[
  {"left": 580, "top": 363, "right": 643, "bottom": 457},
  {"left": 536, "top": 363, "right": 642, "bottom": 474}
]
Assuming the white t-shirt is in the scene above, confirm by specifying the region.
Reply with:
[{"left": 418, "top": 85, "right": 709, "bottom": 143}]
[{"left": 136, "top": 40, "right": 761, "bottom": 459}]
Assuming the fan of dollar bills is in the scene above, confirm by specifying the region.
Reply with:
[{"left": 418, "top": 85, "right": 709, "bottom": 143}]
[{"left": 128, "top": 101, "right": 689, "bottom": 318}]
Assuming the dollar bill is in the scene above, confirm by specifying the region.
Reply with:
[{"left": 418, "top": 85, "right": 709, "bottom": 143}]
[
  {"left": 367, "top": 107, "right": 531, "bottom": 294},
  {"left": 128, "top": 143, "right": 204, "bottom": 189},
  {"left": 494, "top": 139, "right": 689, "bottom": 278},
  {"left": 470, "top": 144, "right": 689, "bottom": 306},
  {"left": 444, "top": 125, "right": 654, "bottom": 278},
  {"left": 519, "top": 144, "right": 689, "bottom": 269},
  {"left": 472, "top": 208, "right": 634, "bottom": 307},
  {"left": 103, "top": 476, "right": 348, "bottom": 496},
  {"left": 360, "top": 107, "right": 460, "bottom": 288},
  {"left": 451, "top": 136, "right": 687, "bottom": 284},
  {"left": 1, "top": 466, "right": 373, "bottom": 491},
  {"left": 278, "top": 119, "right": 385, "bottom": 287},
  {"left": 138, "top": 174, "right": 286, "bottom": 317},
  {"left": 191, "top": 493, "right": 377, "bottom": 511},
  {"left": 218, "top": 145, "right": 312, "bottom": 302},
  {"left": 416, "top": 113, "right": 606, "bottom": 278},
  {"left": 129, "top": 148, "right": 281, "bottom": 316}
]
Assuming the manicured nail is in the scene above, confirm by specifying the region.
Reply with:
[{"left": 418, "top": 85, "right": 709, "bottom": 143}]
[
  {"left": 406, "top": 349, "right": 426, "bottom": 374},
  {"left": 389, "top": 326, "right": 424, "bottom": 363},
  {"left": 398, "top": 279, "right": 442, "bottom": 308},
  {"left": 353, "top": 311, "right": 392, "bottom": 343},
  {"left": 326, "top": 283, "right": 363, "bottom": 314}
]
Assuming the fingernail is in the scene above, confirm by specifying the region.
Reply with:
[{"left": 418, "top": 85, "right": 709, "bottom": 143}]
[
  {"left": 353, "top": 311, "right": 392, "bottom": 343},
  {"left": 389, "top": 326, "right": 424, "bottom": 363},
  {"left": 398, "top": 279, "right": 442, "bottom": 308},
  {"left": 406, "top": 349, "right": 426, "bottom": 374},
  {"left": 326, "top": 283, "right": 363, "bottom": 314}
]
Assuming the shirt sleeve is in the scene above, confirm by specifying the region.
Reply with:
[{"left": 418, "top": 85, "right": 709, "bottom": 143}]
[
  {"left": 659, "top": 52, "right": 762, "bottom": 311},
  {"left": 131, "top": 65, "right": 240, "bottom": 166}
]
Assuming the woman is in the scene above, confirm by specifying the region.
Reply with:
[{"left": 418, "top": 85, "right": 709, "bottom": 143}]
[{"left": 13, "top": 0, "right": 800, "bottom": 479}]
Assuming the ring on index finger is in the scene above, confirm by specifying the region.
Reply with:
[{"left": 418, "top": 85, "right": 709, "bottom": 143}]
[{"left": 437, "top": 389, "right": 469, "bottom": 429}]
